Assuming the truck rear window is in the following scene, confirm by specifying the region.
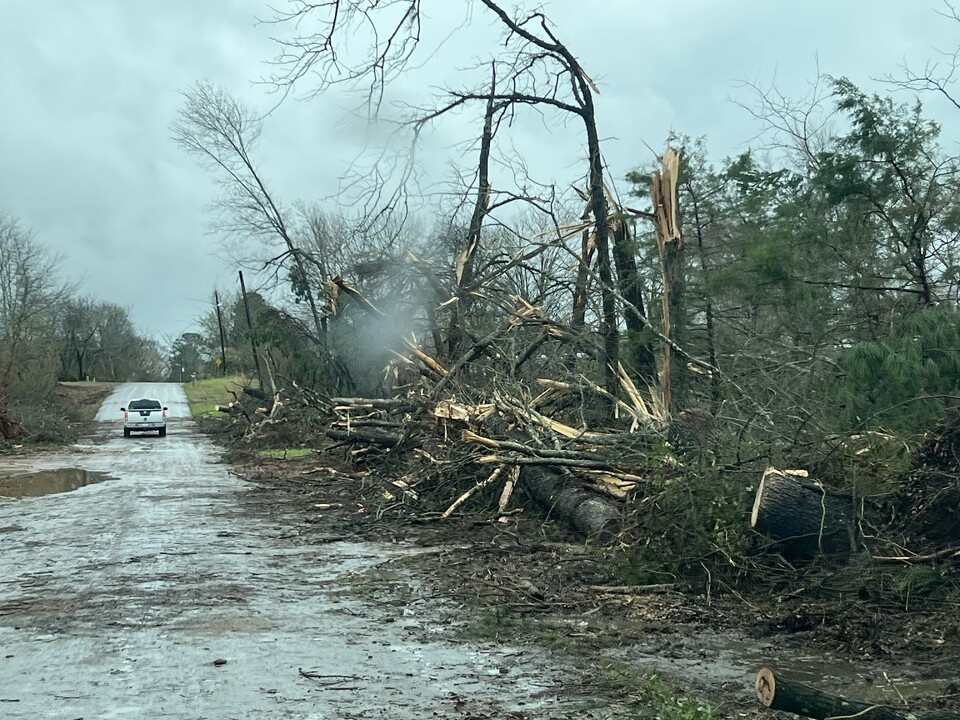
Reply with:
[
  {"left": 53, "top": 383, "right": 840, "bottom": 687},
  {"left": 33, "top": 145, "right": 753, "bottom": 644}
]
[{"left": 129, "top": 400, "right": 162, "bottom": 410}]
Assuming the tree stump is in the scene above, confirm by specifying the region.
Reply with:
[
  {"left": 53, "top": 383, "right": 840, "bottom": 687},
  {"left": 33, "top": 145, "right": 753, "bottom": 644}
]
[{"left": 750, "top": 468, "right": 858, "bottom": 559}]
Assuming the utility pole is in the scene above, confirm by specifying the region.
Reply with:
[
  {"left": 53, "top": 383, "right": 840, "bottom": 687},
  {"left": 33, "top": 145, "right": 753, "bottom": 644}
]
[
  {"left": 238, "top": 271, "right": 265, "bottom": 391},
  {"left": 214, "top": 289, "right": 228, "bottom": 376}
]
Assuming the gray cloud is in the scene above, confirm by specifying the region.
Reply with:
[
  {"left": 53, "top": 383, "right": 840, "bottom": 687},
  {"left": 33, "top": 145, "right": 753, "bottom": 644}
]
[{"left": 1, "top": 0, "right": 957, "bottom": 340}]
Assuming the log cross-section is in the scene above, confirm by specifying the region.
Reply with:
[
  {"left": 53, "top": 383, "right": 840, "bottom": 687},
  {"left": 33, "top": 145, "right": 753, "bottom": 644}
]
[{"left": 750, "top": 468, "right": 858, "bottom": 559}]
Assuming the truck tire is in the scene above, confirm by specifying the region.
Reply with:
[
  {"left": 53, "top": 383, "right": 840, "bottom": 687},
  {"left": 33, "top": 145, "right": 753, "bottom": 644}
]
[
  {"left": 158, "top": 428, "right": 166, "bottom": 438},
  {"left": 123, "top": 428, "right": 131, "bottom": 438}
]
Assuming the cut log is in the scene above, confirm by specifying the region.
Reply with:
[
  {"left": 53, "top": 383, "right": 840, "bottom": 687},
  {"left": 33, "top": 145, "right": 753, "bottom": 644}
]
[
  {"left": 520, "top": 464, "right": 620, "bottom": 540},
  {"left": 750, "top": 468, "right": 858, "bottom": 559},
  {"left": 755, "top": 666, "right": 960, "bottom": 720},
  {"left": 325, "top": 428, "right": 421, "bottom": 448},
  {"left": 330, "top": 397, "right": 426, "bottom": 411},
  {"left": 215, "top": 403, "right": 250, "bottom": 422}
]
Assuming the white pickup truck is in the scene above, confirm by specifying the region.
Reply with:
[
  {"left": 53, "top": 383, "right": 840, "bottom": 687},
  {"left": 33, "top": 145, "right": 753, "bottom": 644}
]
[{"left": 121, "top": 398, "right": 168, "bottom": 437}]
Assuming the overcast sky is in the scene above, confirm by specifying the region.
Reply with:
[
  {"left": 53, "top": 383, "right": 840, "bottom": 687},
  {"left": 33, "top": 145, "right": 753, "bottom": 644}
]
[{"left": 2, "top": 1, "right": 958, "bottom": 340}]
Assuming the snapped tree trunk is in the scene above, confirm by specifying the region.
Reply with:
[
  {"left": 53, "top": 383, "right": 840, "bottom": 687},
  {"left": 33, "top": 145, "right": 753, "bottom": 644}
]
[
  {"left": 750, "top": 468, "right": 859, "bottom": 559},
  {"left": 611, "top": 218, "right": 657, "bottom": 386},
  {"left": 651, "top": 148, "right": 684, "bottom": 414}
]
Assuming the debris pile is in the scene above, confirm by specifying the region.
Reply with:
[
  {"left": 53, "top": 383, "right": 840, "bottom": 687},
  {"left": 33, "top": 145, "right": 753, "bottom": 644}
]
[
  {"left": 903, "top": 408, "right": 960, "bottom": 543},
  {"left": 316, "top": 371, "right": 677, "bottom": 539}
]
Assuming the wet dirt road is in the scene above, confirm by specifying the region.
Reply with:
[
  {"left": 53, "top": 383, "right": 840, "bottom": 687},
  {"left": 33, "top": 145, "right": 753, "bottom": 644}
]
[{"left": 0, "top": 383, "right": 578, "bottom": 719}]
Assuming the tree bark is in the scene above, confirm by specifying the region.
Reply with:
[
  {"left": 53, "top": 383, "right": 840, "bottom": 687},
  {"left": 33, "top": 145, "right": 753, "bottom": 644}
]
[
  {"left": 238, "top": 271, "right": 266, "bottom": 393},
  {"left": 755, "top": 667, "right": 960, "bottom": 720},
  {"left": 611, "top": 218, "right": 657, "bottom": 386},
  {"left": 521, "top": 464, "right": 620, "bottom": 540},
  {"left": 571, "top": 226, "right": 592, "bottom": 329},
  {"left": 448, "top": 65, "right": 497, "bottom": 358},
  {"left": 584, "top": 119, "right": 620, "bottom": 406},
  {"left": 330, "top": 396, "right": 427, "bottom": 411},
  {"left": 325, "top": 427, "right": 421, "bottom": 448},
  {"left": 750, "top": 469, "right": 859, "bottom": 559}
]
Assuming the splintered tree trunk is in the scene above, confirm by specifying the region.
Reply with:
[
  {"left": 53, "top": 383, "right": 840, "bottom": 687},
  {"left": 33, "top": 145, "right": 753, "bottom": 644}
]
[
  {"left": 521, "top": 464, "right": 620, "bottom": 539},
  {"left": 611, "top": 219, "right": 657, "bottom": 386},
  {"left": 755, "top": 667, "right": 960, "bottom": 720},
  {"left": 750, "top": 469, "right": 858, "bottom": 559},
  {"left": 571, "top": 227, "right": 592, "bottom": 330},
  {"left": 651, "top": 148, "right": 684, "bottom": 414}
]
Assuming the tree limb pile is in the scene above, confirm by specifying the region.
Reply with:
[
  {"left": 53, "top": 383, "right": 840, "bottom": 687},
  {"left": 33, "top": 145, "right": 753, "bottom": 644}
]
[{"left": 317, "top": 378, "right": 667, "bottom": 538}]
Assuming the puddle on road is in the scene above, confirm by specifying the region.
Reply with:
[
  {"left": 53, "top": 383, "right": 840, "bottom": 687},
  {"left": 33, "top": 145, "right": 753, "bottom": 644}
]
[{"left": 0, "top": 468, "right": 112, "bottom": 498}]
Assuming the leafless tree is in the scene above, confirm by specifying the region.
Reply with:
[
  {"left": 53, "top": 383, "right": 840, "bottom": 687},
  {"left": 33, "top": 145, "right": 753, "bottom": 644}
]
[
  {"left": 733, "top": 69, "right": 839, "bottom": 174},
  {"left": 269, "top": 0, "right": 643, "bottom": 404},
  {"left": 0, "top": 213, "right": 73, "bottom": 403},
  {"left": 171, "top": 81, "right": 327, "bottom": 346},
  {"left": 891, "top": 2, "right": 960, "bottom": 113}
]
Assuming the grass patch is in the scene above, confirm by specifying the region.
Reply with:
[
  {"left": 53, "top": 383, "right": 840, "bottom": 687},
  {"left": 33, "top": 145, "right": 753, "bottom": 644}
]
[
  {"left": 55, "top": 381, "right": 117, "bottom": 423},
  {"left": 461, "top": 605, "right": 529, "bottom": 643},
  {"left": 182, "top": 375, "right": 251, "bottom": 417},
  {"left": 462, "top": 607, "right": 588, "bottom": 652},
  {"left": 255, "top": 448, "right": 314, "bottom": 459},
  {"left": 461, "top": 605, "right": 714, "bottom": 719},
  {"left": 597, "top": 662, "right": 716, "bottom": 720}
]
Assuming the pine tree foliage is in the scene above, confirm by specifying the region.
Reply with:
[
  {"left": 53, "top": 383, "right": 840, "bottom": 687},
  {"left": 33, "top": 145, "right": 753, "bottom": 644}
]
[{"left": 627, "top": 80, "right": 960, "bottom": 456}]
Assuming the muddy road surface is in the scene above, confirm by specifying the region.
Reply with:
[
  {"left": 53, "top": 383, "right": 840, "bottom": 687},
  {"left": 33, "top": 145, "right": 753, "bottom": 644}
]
[{"left": 0, "top": 383, "right": 584, "bottom": 719}]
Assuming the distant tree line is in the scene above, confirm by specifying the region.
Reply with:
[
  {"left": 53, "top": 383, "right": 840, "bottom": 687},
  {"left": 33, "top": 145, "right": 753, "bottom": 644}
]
[{"left": 0, "top": 211, "right": 164, "bottom": 412}]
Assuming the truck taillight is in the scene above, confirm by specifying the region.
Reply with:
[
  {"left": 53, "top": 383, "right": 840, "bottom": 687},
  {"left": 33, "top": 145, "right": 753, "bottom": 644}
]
[
  {"left": 124, "top": 411, "right": 128, "bottom": 420},
  {"left": 162, "top": 410, "right": 166, "bottom": 419}
]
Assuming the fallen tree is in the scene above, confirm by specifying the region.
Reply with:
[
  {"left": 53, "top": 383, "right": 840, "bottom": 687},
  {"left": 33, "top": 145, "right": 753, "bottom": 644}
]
[
  {"left": 322, "top": 391, "right": 642, "bottom": 536},
  {"left": 519, "top": 463, "right": 621, "bottom": 539}
]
